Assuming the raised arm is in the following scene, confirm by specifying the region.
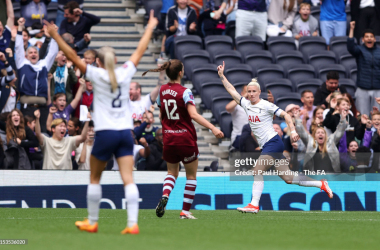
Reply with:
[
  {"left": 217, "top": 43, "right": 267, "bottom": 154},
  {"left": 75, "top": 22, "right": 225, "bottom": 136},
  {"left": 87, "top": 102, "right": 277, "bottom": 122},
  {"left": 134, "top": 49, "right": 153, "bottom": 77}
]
[
  {"left": 348, "top": 21, "right": 360, "bottom": 56},
  {"left": 34, "top": 110, "right": 44, "bottom": 146},
  {"left": 70, "top": 78, "right": 85, "bottom": 110},
  {"left": 45, "top": 21, "right": 87, "bottom": 74},
  {"left": 0, "top": 52, "right": 15, "bottom": 87},
  {"left": 5, "top": 0, "right": 14, "bottom": 29},
  {"left": 281, "top": 111, "right": 300, "bottom": 142},
  {"left": 76, "top": 113, "right": 91, "bottom": 147},
  {"left": 15, "top": 18, "right": 26, "bottom": 69},
  {"left": 187, "top": 104, "right": 224, "bottom": 139},
  {"left": 42, "top": 25, "right": 60, "bottom": 70},
  {"left": 217, "top": 61, "right": 241, "bottom": 104},
  {"left": 129, "top": 10, "right": 158, "bottom": 67},
  {"left": 333, "top": 110, "right": 349, "bottom": 145}
]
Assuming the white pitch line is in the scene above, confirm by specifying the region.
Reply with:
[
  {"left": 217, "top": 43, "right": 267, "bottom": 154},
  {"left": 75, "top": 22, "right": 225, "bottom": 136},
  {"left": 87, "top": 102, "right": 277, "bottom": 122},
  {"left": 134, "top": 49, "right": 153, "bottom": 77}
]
[{"left": 0, "top": 217, "right": 118, "bottom": 220}]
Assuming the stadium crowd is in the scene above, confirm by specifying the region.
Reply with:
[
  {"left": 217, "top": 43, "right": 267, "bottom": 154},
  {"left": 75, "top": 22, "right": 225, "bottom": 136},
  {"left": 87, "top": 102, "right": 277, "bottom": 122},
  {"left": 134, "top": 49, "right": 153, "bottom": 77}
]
[{"left": 0, "top": 0, "right": 379, "bottom": 173}]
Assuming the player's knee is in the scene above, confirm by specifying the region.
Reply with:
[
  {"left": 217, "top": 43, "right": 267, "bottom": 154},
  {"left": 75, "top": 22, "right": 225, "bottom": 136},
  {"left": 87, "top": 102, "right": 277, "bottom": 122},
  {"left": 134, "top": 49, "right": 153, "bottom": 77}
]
[{"left": 285, "top": 180, "right": 293, "bottom": 184}]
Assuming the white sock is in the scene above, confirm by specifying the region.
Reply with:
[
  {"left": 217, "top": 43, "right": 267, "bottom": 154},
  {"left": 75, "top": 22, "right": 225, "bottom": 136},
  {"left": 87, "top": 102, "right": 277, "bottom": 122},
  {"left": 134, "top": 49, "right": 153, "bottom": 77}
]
[
  {"left": 292, "top": 175, "right": 322, "bottom": 188},
  {"left": 87, "top": 184, "right": 102, "bottom": 225},
  {"left": 125, "top": 183, "right": 139, "bottom": 228},
  {"left": 250, "top": 175, "right": 264, "bottom": 207}
]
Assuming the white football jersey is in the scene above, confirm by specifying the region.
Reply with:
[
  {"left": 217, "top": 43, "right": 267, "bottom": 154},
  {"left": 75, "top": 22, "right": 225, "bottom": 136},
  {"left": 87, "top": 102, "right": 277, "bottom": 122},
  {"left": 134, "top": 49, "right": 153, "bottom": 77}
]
[
  {"left": 129, "top": 94, "right": 153, "bottom": 121},
  {"left": 85, "top": 61, "right": 136, "bottom": 131},
  {"left": 240, "top": 98, "right": 283, "bottom": 148}
]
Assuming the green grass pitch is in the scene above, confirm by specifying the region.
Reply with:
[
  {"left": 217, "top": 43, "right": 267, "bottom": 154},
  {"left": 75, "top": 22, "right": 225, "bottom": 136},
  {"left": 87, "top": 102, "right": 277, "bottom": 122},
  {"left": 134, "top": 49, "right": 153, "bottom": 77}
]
[{"left": 0, "top": 208, "right": 378, "bottom": 250}]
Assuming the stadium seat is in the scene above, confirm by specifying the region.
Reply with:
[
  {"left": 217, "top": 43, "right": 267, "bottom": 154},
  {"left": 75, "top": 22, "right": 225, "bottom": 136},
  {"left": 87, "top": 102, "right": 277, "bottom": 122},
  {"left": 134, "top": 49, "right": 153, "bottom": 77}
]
[
  {"left": 225, "top": 21, "right": 236, "bottom": 40},
  {"left": 276, "top": 93, "right": 303, "bottom": 111},
  {"left": 308, "top": 51, "right": 337, "bottom": 70},
  {"left": 257, "top": 65, "right": 285, "bottom": 87},
  {"left": 275, "top": 51, "right": 304, "bottom": 70},
  {"left": 211, "top": 96, "right": 233, "bottom": 123},
  {"left": 174, "top": 36, "right": 203, "bottom": 61},
  {"left": 340, "top": 54, "right": 357, "bottom": 75},
  {"left": 311, "top": 5, "right": 320, "bottom": 21},
  {"left": 296, "top": 79, "right": 324, "bottom": 94},
  {"left": 339, "top": 79, "right": 356, "bottom": 98},
  {"left": 47, "top": 2, "right": 58, "bottom": 22},
  {"left": 330, "top": 36, "right": 352, "bottom": 58},
  {"left": 264, "top": 79, "right": 294, "bottom": 97},
  {"left": 182, "top": 50, "right": 211, "bottom": 80},
  {"left": 260, "top": 92, "right": 268, "bottom": 100},
  {"left": 267, "top": 37, "right": 296, "bottom": 56},
  {"left": 350, "top": 69, "right": 357, "bottom": 82},
  {"left": 299, "top": 36, "right": 327, "bottom": 58},
  {"left": 234, "top": 82, "right": 247, "bottom": 93},
  {"left": 205, "top": 35, "right": 234, "bottom": 57},
  {"left": 200, "top": 82, "right": 229, "bottom": 110},
  {"left": 244, "top": 51, "right": 274, "bottom": 74},
  {"left": 13, "top": 2, "right": 20, "bottom": 18},
  {"left": 287, "top": 64, "right": 316, "bottom": 86},
  {"left": 318, "top": 64, "right": 347, "bottom": 81},
  {"left": 213, "top": 50, "right": 243, "bottom": 68},
  {"left": 225, "top": 64, "right": 254, "bottom": 84},
  {"left": 192, "top": 64, "right": 219, "bottom": 94},
  {"left": 219, "top": 111, "right": 232, "bottom": 138},
  {"left": 235, "top": 36, "right": 264, "bottom": 54}
]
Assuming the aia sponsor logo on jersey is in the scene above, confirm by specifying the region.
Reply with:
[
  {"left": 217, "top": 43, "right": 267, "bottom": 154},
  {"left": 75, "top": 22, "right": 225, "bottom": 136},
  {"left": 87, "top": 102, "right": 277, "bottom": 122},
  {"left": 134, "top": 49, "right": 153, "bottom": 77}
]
[
  {"left": 123, "top": 63, "right": 128, "bottom": 68},
  {"left": 248, "top": 115, "right": 261, "bottom": 123}
]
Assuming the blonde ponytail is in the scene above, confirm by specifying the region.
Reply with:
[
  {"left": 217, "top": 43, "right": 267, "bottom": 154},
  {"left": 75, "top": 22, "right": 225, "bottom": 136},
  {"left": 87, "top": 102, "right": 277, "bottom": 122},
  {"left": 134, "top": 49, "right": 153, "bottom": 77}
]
[
  {"left": 247, "top": 78, "right": 261, "bottom": 90},
  {"left": 98, "top": 46, "right": 118, "bottom": 91}
]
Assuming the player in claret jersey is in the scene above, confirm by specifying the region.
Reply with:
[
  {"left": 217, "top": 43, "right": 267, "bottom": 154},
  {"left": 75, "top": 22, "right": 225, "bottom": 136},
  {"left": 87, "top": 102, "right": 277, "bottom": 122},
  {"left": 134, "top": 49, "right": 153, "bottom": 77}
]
[
  {"left": 143, "top": 59, "right": 224, "bottom": 219},
  {"left": 217, "top": 61, "right": 334, "bottom": 214}
]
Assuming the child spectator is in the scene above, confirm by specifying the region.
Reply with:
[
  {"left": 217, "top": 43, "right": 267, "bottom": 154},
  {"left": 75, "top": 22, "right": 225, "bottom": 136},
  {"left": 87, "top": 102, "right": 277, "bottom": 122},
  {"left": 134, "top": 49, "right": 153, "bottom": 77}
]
[
  {"left": 292, "top": 2, "right": 319, "bottom": 40},
  {"left": 75, "top": 120, "right": 94, "bottom": 170},
  {"left": 323, "top": 97, "right": 366, "bottom": 148},
  {"left": 28, "top": 22, "right": 46, "bottom": 48},
  {"left": 144, "top": 128, "right": 167, "bottom": 171},
  {"left": 74, "top": 78, "right": 93, "bottom": 118},
  {"left": 339, "top": 138, "right": 359, "bottom": 172},
  {"left": 46, "top": 79, "right": 85, "bottom": 132},
  {"left": 299, "top": 90, "right": 316, "bottom": 132},
  {"left": 49, "top": 51, "right": 78, "bottom": 103},
  {"left": 34, "top": 109, "right": 89, "bottom": 170},
  {"left": 309, "top": 106, "right": 324, "bottom": 134},
  {"left": 362, "top": 111, "right": 380, "bottom": 171},
  {"left": 20, "top": 0, "right": 50, "bottom": 28},
  {"left": 267, "top": 0, "right": 297, "bottom": 37},
  {"left": 83, "top": 49, "right": 97, "bottom": 66},
  {"left": 62, "top": 32, "right": 91, "bottom": 52},
  {"left": 165, "top": 0, "right": 197, "bottom": 59},
  {"left": 138, "top": 110, "right": 158, "bottom": 144},
  {"left": 0, "top": 109, "right": 39, "bottom": 169}
]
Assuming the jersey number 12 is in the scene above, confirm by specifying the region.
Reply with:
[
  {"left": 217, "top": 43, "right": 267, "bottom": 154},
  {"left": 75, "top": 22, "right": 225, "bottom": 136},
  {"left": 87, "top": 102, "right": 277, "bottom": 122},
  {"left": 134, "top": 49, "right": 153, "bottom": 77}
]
[{"left": 163, "top": 99, "right": 179, "bottom": 120}]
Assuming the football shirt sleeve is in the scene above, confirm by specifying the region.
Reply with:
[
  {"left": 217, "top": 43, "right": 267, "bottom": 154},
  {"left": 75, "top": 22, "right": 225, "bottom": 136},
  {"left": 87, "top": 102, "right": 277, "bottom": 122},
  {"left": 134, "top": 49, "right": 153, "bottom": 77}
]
[
  {"left": 266, "top": 101, "right": 283, "bottom": 117},
  {"left": 239, "top": 97, "right": 250, "bottom": 111},
  {"left": 156, "top": 86, "right": 162, "bottom": 107},
  {"left": 183, "top": 89, "right": 195, "bottom": 106}
]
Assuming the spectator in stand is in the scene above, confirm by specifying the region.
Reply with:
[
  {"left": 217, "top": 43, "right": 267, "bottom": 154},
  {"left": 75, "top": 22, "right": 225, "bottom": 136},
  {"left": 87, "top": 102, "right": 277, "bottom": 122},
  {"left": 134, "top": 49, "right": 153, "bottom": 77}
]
[
  {"left": 56, "top": 0, "right": 84, "bottom": 29},
  {"left": 83, "top": 49, "right": 97, "bottom": 66},
  {"left": 355, "top": 146, "right": 372, "bottom": 171},
  {"left": 292, "top": 2, "right": 319, "bottom": 40},
  {"left": 0, "top": 109, "right": 39, "bottom": 169},
  {"left": 75, "top": 120, "right": 94, "bottom": 170},
  {"left": 319, "top": 0, "right": 346, "bottom": 45},
  {"left": 226, "top": 86, "right": 247, "bottom": 150},
  {"left": 295, "top": 109, "right": 348, "bottom": 173},
  {"left": 323, "top": 97, "right": 366, "bottom": 148},
  {"left": 67, "top": 117, "right": 81, "bottom": 136},
  {"left": 313, "top": 71, "right": 347, "bottom": 108},
  {"left": 20, "top": 0, "right": 50, "bottom": 28},
  {"left": 362, "top": 111, "right": 380, "bottom": 171},
  {"left": 0, "top": 51, "right": 18, "bottom": 113},
  {"left": 46, "top": 78, "right": 85, "bottom": 131},
  {"left": 273, "top": 124, "right": 283, "bottom": 139},
  {"left": 25, "top": 115, "right": 43, "bottom": 169},
  {"left": 0, "top": 0, "right": 14, "bottom": 70},
  {"left": 267, "top": 0, "right": 297, "bottom": 37},
  {"left": 300, "top": 90, "right": 316, "bottom": 132},
  {"left": 144, "top": 128, "right": 167, "bottom": 171},
  {"left": 165, "top": 0, "right": 197, "bottom": 59},
  {"left": 129, "top": 81, "right": 161, "bottom": 121},
  {"left": 15, "top": 18, "right": 58, "bottom": 133},
  {"left": 74, "top": 78, "right": 93, "bottom": 118},
  {"left": 49, "top": 51, "right": 78, "bottom": 103},
  {"left": 160, "top": 0, "right": 175, "bottom": 30},
  {"left": 280, "top": 103, "right": 300, "bottom": 134},
  {"left": 138, "top": 110, "right": 158, "bottom": 144},
  {"left": 60, "top": 1, "right": 101, "bottom": 43},
  {"left": 62, "top": 32, "right": 91, "bottom": 52},
  {"left": 235, "top": 0, "right": 267, "bottom": 41},
  {"left": 321, "top": 91, "right": 342, "bottom": 136},
  {"left": 198, "top": 0, "right": 228, "bottom": 37},
  {"left": 339, "top": 139, "right": 359, "bottom": 172},
  {"left": 34, "top": 109, "right": 89, "bottom": 169},
  {"left": 348, "top": 21, "right": 380, "bottom": 116},
  {"left": 239, "top": 123, "right": 260, "bottom": 152},
  {"left": 351, "top": 0, "right": 380, "bottom": 42},
  {"left": 226, "top": 0, "right": 238, "bottom": 24},
  {"left": 309, "top": 105, "right": 324, "bottom": 134}
]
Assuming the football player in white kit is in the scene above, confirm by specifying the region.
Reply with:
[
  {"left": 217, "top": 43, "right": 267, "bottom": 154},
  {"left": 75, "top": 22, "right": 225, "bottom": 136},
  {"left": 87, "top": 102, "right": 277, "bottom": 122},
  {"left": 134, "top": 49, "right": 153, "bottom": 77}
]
[
  {"left": 44, "top": 11, "right": 159, "bottom": 233},
  {"left": 217, "top": 62, "right": 334, "bottom": 214}
]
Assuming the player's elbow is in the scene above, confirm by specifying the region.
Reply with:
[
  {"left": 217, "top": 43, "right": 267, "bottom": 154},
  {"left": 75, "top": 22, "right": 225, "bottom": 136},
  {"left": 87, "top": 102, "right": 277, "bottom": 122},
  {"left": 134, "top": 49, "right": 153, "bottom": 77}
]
[{"left": 189, "top": 112, "right": 198, "bottom": 120}]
